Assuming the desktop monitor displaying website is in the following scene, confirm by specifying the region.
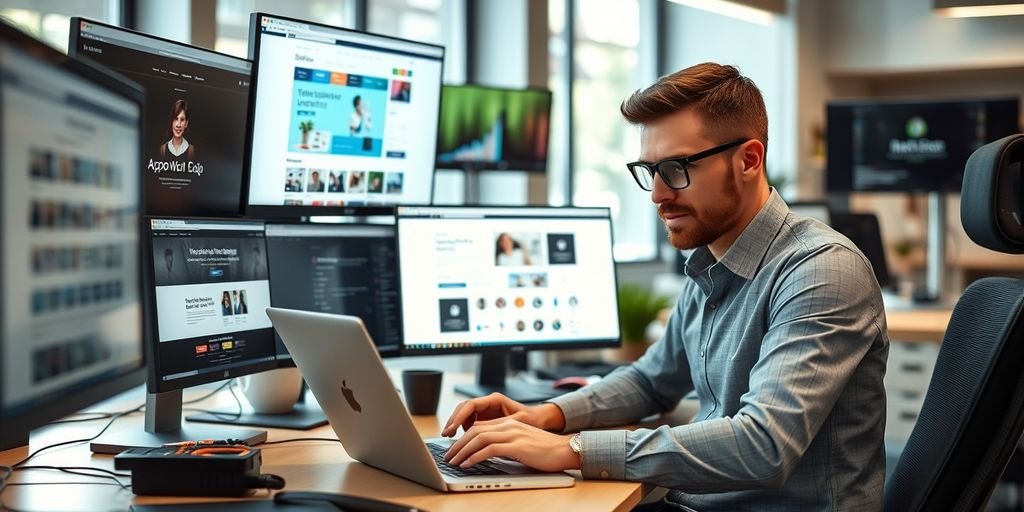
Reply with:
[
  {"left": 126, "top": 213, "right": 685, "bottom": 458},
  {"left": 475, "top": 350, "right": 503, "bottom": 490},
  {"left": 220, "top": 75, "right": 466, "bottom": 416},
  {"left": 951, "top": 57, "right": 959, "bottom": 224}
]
[
  {"left": 265, "top": 223, "right": 401, "bottom": 358},
  {"left": 1, "top": 41, "right": 142, "bottom": 414},
  {"left": 148, "top": 218, "right": 276, "bottom": 391},
  {"left": 245, "top": 13, "right": 444, "bottom": 214},
  {"left": 396, "top": 207, "right": 620, "bottom": 354},
  {"left": 70, "top": 18, "right": 251, "bottom": 216}
]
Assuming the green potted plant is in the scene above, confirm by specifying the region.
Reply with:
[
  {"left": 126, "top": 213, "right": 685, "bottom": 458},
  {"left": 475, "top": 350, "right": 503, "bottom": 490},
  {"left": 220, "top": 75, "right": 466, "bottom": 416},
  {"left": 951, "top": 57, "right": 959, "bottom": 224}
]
[
  {"left": 607, "top": 284, "right": 671, "bottom": 362},
  {"left": 298, "top": 120, "right": 314, "bottom": 148}
]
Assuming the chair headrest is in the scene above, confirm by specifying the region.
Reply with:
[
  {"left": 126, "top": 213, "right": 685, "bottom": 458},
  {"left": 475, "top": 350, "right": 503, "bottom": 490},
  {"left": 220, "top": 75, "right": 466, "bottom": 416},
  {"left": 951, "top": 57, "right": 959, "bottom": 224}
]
[{"left": 961, "top": 134, "right": 1024, "bottom": 254}]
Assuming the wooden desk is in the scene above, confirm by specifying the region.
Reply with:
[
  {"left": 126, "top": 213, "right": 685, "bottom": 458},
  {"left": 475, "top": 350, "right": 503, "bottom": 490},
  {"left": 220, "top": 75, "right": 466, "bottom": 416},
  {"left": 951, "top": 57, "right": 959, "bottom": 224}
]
[
  {"left": 885, "top": 308, "right": 952, "bottom": 343},
  {"left": 0, "top": 373, "right": 643, "bottom": 512}
]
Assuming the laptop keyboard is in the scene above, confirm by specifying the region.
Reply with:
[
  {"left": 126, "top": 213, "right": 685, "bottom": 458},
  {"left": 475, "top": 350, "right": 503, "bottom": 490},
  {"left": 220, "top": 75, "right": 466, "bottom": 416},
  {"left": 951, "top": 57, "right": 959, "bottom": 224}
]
[{"left": 426, "top": 442, "right": 507, "bottom": 478}]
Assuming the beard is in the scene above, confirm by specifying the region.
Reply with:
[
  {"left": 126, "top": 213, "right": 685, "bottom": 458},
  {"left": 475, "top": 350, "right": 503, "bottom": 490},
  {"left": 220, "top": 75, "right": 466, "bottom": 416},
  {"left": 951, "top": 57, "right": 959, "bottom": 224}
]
[{"left": 660, "top": 163, "right": 743, "bottom": 250}]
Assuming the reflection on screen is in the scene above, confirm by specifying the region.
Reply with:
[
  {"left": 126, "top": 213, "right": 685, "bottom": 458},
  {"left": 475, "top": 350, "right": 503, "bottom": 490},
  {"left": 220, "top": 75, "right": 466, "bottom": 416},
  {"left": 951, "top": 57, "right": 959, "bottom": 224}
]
[{"left": 1, "top": 41, "right": 142, "bottom": 414}]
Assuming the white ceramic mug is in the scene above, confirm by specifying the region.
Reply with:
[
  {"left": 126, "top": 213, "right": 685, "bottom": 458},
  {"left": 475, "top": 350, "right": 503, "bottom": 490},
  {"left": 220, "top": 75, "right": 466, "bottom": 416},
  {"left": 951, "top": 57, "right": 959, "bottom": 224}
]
[{"left": 239, "top": 367, "right": 302, "bottom": 414}]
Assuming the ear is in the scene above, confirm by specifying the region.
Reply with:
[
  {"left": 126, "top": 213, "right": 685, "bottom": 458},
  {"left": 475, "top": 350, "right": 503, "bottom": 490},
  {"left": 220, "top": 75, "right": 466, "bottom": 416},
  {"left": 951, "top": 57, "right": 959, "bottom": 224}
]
[{"left": 736, "top": 139, "right": 765, "bottom": 184}]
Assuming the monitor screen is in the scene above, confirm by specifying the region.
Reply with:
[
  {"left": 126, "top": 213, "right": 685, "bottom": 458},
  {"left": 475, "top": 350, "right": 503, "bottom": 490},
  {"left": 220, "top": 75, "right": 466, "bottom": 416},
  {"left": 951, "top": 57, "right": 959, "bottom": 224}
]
[
  {"left": 245, "top": 13, "right": 444, "bottom": 215},
  {"left": 147, "top": 218, "right": 276, "bottom": 392},
  {"left": 265, "top": 222, "right": 401, "bottom": 359},
  {"left": 1, "top": 28, "right": 144, "bottom": 444},
  {"left": 396, "top": 206, "right": 620, "bottom": 355},
  {"left": 436, "top": 85, "right": 551, "bottom": 172},
  {"left": 69, "top": 18, "right": 252, "bottom": 217},
  {"left": 826, "top": 97, "right": 1019, "bottom": 192}
]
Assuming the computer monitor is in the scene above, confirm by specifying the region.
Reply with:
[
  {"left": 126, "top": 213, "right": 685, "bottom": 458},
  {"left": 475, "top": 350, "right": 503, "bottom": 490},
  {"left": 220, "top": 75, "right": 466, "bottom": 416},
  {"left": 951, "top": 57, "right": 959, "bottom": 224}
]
[
  {"left": 68, "top": 18, "right": 252, "bottom": 217},
  {"left": 395, "top": 206, "right": 620, "bottom": 403},
  {"left": 91, "top": 218, "right": 276, "bottom": 453},
  {"left": 826, "top": 97, "right": 1019, "bottom": 192},
  {"left": 435, "top": 84, "right": 552, "bottom": 172},
  {"left": 244, "top": 13, "right": 445, "bottom": 216},
  {"left": 0, "top": 20, "right": 145, "bottom": 452},
  {"left": 265, "top": 221, "right": 402, "bottom": 360}
]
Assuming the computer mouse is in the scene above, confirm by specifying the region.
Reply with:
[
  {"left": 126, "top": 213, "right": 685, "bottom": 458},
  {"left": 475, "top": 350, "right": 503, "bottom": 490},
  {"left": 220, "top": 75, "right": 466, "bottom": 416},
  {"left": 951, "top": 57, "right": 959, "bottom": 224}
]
[{"left": 552, "top": 376, "right": 590, "bottom": 391}]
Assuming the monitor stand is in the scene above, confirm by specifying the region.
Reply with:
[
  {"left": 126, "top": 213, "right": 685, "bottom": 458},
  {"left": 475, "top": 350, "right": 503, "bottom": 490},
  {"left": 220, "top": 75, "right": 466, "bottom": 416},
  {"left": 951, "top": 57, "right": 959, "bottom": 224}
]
[
  {"left": 185, "top": 382, "right": 327, "bottom": 430},
  {"left": 454, "top": 352, "right": 563, "bottom": 404},
  {"left": 913, "top": 192, "right": 952, "bottom": 305},
  {"left": 90, "top": 389, "right": 267, "bottom": 454}
]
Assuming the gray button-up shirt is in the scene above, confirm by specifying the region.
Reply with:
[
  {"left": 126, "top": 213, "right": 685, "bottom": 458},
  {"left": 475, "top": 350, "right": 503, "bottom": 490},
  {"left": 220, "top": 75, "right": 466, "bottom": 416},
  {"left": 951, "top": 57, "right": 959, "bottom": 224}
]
[{"left": 550, "top": 191, "right": 888, "bottom": 511}]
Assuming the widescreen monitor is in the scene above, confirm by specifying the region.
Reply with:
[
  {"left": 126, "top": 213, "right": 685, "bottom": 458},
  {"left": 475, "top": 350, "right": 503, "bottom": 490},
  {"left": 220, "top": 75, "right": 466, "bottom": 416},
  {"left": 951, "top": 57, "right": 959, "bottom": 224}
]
[
  {"left": 69, "top": 18, "right": 252, "bottom": 216},
  {"left": 0, "top": 21, "right": 145, "bottom": 451},
  {"left": 396, "top": 206, "right": 620, "bottom": 402},
  {"left": 435, "top": 84, "right": 552, "bottom": 172},
  {"left": 826, "top": 97, "right": 1019, "bottom": 192},
  {"left": 244, "top": 13, "right": 444, "bottom": 216},
  {"left": 91, "top": 218, "right": 275, "bottom": 453},
  {"left": 265, "top": 222, "right": 401, "bottom": 360}
]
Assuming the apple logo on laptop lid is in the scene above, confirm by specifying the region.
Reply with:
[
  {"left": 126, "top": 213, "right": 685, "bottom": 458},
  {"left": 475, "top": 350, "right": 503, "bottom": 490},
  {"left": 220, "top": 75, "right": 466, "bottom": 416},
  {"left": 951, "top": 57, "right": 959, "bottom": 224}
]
[{"left": 341, "top": 379, "right": 362, "bottom": 413}]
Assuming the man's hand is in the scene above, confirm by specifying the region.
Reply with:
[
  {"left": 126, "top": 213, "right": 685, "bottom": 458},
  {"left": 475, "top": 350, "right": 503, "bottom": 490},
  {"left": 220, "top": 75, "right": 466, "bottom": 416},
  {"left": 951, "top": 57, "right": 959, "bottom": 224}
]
[
  {"left": 444, "top": 417, "right": 580, "bottom": 472},
  {"left": 441, "top": 393, "right": 566, "bottom": 437}
]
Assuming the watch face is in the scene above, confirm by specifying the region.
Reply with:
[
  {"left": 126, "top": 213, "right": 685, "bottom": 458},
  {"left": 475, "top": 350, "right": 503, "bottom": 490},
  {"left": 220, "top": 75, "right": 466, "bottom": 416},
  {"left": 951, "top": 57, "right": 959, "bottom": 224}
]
[{"left": 570, "top": 434, "right": 582, "bottom": 453}]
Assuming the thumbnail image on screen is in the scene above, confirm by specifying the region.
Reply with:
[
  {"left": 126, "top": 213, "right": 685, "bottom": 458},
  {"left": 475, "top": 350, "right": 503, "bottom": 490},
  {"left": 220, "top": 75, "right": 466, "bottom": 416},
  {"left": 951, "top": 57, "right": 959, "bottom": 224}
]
[
  {"left": 436, "top": 85, "right": 551, "bottom": 172},
  {"left": 2, "top": 39, "right": 142, "bottom": 415},
  {"left": 396, "top": 207, "right": 619, "bottom": 353},
  {"left": 70, "top": 18, "right": 252, "bottom": 216},
  {"left": 265, "top": 223, "right": 401, "bottom": 357},
  {"left": 148, "top": 219, "right": 276, "bottom": 391},
  {"left": 245, "top": 13, "right": 444, "bottom": 214}
]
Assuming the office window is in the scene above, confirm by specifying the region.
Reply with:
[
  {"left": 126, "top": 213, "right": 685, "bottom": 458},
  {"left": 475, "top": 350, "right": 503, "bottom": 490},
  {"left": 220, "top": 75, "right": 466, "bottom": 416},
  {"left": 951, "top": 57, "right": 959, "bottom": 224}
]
[
  {"left": 215, "top": 0, "right": 349, "bottom": 58},
  {"left": 0, "top": 0, "right": 116, "bottom": 53},
  {"left": 368, "top": 0, "right": 465, "bottom": 84},
  {"left": 552, "top": 0, "right": 657, "bottom": 262}
]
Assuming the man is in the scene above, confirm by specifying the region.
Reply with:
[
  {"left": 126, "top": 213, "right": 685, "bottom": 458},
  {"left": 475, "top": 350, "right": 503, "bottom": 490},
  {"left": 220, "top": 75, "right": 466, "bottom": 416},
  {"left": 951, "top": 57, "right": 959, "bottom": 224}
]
[
  {"left": 308, "top": 170, "right": 325, "bottom": 192},
  {"left": 441, "top": 63, "right": 888, "bottom": 510}
]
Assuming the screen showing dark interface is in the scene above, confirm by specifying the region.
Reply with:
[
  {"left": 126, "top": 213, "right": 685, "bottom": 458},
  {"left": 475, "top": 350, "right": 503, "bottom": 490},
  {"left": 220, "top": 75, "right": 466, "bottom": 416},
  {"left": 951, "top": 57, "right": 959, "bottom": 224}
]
[
  {"left": 265, "top": 223, "right": 400, "bottom": 357},
  {"left": 72, "top": 19, "right": 251, "bottom": 215}
]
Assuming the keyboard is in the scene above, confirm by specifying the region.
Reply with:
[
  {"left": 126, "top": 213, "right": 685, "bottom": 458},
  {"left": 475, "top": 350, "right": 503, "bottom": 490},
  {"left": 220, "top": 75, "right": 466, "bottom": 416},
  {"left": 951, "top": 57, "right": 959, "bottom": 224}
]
[{"left": 426, "top": 442, "right": 506, "bottom": 478}]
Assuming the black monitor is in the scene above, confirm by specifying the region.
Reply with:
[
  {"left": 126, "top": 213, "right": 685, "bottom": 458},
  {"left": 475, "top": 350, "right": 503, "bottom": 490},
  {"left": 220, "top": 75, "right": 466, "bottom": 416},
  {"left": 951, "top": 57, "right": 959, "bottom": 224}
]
[
  {"left": 0, "top": 20, "right": 146, "bottom": 451},
  {"left": 826, "top": 97, "right": 1019, "bottom": 192},
  {"left": 435, "top": 84, "right": 552, "bottom": 172},
  {"left": 395, "top": 206, "right": 620, "bottom": 403},
  {"left": 68, "top": 18, "right": 252, "bottom": 217},
  {"left": 265, "top": 221, "right": 402, "bottom": 361},
  {"left": 91, "top": 218, "right": 276, "bottom": 453},
  {"left": 243, "top": 13, "right": 445, "bottom": 217}
]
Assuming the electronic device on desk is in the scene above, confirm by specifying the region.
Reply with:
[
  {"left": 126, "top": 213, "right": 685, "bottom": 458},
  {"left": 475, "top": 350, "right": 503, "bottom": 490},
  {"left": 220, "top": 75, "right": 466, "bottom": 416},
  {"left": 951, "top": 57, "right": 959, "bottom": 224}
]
[
  {"left": 826, "top": 97, "right": 1020, "bottom": 303},
  {"left": 115, "top": 442, "right": 282, "bottom": 496},
  {"left": 91, "top": 218, "right": 277, "bottom": 453},
  {"left": 395, "top": 206, "right": 621, "bottom": 403},
  {"left": 0, "top": 19, "right": 146, "bottom": 452},
  {"left": 69, "top": 18, "right": 252, "bottom": 217},
  {"left": 243, "top": 12, "right": 445, "bottom": 218}
]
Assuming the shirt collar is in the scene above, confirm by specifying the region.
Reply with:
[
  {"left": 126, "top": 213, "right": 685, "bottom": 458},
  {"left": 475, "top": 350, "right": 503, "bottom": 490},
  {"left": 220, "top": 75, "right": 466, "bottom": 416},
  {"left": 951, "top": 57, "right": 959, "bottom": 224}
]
[{"left": 684, "top": 189, "right": 789, "bottom": 281}]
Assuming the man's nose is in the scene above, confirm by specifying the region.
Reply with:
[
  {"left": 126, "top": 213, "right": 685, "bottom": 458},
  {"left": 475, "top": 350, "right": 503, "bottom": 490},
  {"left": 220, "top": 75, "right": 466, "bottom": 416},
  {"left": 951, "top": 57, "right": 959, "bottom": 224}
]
[{"left": 650, "top": 172, "right": 676, "bottom": 205}]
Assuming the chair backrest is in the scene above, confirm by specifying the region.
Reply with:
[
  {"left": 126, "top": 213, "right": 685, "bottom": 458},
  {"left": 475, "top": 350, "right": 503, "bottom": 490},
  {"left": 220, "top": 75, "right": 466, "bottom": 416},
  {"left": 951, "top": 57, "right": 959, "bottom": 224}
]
[{"left": 884, "top": 134, "right": 1024, "bottom": 512}]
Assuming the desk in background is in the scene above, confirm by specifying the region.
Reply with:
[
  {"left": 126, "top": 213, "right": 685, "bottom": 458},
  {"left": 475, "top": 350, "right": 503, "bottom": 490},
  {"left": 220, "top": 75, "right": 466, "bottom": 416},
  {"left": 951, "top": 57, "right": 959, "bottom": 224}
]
[{"left": 0, "top": 372, "right": 643, "bottom": 512}]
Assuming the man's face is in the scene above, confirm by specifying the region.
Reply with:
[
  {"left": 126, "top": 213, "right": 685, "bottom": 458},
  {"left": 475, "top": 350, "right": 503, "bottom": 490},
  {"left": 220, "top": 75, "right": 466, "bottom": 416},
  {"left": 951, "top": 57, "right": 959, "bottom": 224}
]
[
  {"left": 641, "top": 108, "right": 744, "bottom": 251},
  {"left": 311, "top": 172, "right": 320, "bottom": 184}
]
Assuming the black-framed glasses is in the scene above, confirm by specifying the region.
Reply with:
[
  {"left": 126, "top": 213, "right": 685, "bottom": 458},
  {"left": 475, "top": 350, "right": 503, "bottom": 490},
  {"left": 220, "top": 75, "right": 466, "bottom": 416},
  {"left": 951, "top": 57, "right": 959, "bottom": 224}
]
[{"left": 626, "top": 139, "right": 747, "bottom": 191}]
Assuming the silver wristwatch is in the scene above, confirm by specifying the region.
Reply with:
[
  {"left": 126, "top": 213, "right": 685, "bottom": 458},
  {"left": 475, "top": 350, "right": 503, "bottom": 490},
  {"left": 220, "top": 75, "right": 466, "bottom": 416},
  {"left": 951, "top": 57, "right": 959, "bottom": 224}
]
[{"left": 569, "top": 433, "right": 582, "bottom": 455}]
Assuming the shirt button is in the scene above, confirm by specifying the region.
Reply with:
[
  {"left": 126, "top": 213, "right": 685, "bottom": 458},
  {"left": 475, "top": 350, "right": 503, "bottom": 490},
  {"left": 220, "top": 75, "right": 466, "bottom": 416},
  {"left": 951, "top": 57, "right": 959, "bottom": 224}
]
[
  {"left": 700, "top": 351, "right": 705, "bottom": 358},
  {"left": 708, "top": 303, "right": 717, "bottom": 310},
  {"left": 600, "top": 470, "right": 610, "bottom": 479}
]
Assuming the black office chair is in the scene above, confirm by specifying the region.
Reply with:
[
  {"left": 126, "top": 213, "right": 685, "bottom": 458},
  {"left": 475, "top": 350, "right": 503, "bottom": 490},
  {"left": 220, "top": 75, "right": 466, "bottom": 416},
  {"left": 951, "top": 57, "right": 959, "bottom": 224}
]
[{"left": 884, "top": 134, "right": 1024, "bottom": 512}]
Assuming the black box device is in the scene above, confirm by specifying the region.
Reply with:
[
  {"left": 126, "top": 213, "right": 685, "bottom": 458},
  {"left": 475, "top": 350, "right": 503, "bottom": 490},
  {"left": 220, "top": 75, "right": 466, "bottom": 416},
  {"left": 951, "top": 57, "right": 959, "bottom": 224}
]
[{"left": 114, "top": 444, "right": 279, "bottom": 496}]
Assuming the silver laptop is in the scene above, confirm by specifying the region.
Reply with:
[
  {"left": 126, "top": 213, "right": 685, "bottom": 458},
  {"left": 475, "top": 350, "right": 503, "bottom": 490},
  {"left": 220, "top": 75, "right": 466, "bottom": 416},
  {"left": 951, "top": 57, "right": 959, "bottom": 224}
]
[{"left": 265, "top": 307, "right": 575, "bottom": 492}]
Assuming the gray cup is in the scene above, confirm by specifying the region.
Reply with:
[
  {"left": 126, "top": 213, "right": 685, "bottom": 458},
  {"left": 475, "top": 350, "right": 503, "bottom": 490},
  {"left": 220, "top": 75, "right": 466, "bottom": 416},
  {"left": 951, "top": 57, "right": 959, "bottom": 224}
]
[{"left": 402, "top": 369, "right": 443, "bottom": 415}]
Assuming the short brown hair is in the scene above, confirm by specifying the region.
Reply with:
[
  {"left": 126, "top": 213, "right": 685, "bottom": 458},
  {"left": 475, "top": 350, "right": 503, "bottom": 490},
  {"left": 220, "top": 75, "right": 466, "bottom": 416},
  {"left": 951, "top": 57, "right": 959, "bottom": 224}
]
[{"left": 620, "top": 63, "right": 767, "bottom": 150}]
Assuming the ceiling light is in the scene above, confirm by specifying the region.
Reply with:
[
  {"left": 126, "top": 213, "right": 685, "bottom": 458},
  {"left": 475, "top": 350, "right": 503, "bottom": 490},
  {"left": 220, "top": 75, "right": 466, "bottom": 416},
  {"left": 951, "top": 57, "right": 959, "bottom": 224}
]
[{"left": 667, "top": 0, "right": 775, "bottom": 26}]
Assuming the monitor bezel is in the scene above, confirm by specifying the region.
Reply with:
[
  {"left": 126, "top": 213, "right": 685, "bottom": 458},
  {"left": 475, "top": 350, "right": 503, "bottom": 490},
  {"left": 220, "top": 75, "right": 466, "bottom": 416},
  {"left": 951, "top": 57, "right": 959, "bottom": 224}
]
[
  {"left": 142, "top": 216, "right": 277, "bottom": 394},
  {"left": 394, "top": 204, "right": 621, "bottom": 357},
  {"left": 68, "top": 16, "right": 254, "bottom": 218},
  {"left": 0, "top": 19, "right": 147, "bottom": 450},
  {"left": 263, "top": 218, "right": 403, "bottom": 365},
  {"left": 242, "top": 12, "right": 446, "bottom": 218},
  {"left": 435, "top": 83, "right": 553, "bottom": 173}
]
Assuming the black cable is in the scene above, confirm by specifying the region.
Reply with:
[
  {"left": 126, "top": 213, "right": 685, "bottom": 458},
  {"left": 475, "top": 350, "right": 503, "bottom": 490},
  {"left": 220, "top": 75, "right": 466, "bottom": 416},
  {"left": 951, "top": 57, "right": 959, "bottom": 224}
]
[
  {"left": 258, "top": 437, "right": 340, "bottom": 446},
  {"left": 0, "top": 465, "right": 131, "bottom": 512},
  {"left": 15, "top": 466, "right": 131, "bottom": 482}
]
